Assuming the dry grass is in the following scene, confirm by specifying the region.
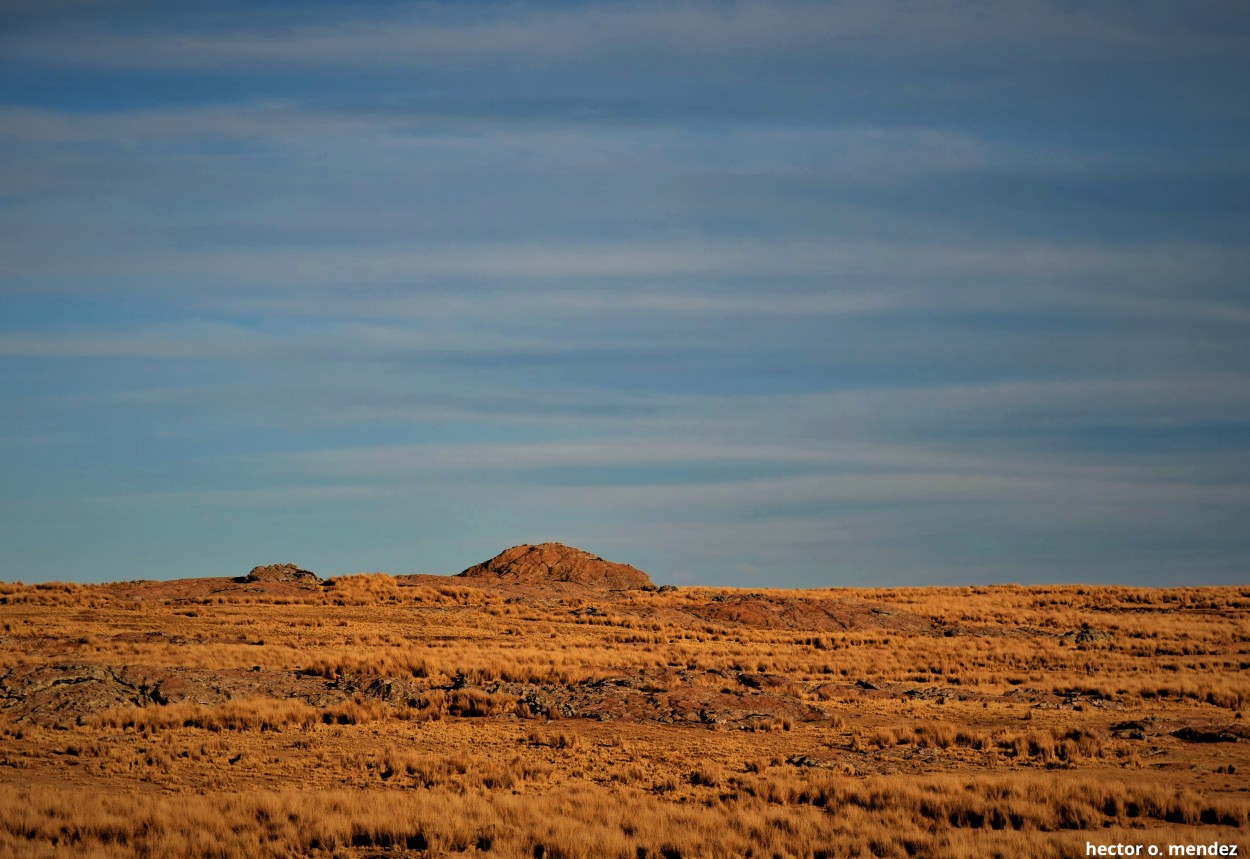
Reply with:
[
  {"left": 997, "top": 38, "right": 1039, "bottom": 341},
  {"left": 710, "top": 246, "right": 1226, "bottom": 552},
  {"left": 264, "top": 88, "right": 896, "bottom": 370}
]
[
  {"left": 0, "top": 775, "right": 1244, "bottom": 859},
  {"left": 93, "top": 698, "right": 317, "bottom": 733},
  {"left": 0, "top": 578, "right": 1247, "bottom": 856}
]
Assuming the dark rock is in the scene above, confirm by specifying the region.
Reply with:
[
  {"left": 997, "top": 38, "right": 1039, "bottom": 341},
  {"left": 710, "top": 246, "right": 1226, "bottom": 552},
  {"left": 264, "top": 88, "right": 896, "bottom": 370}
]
[
  {"left": 1171, "top": 726, "right": 1240, "bottom": 743},
  {"left": 737, "top": 672, "right": 794, "bottom": 691},
  {"left": 1061, "top": 628, "right": 1114, "bottom": 646}
]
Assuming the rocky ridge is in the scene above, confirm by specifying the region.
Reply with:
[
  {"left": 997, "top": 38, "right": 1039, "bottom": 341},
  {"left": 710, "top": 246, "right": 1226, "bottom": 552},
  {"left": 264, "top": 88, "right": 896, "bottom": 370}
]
[{"left": 241, "top": 563, "right": 320, "bottom": 585}]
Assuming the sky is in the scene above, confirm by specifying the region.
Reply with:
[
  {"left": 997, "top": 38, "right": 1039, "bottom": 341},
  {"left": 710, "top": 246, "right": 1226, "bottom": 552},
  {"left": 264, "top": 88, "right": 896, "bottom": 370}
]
[{"left": 1, "top": 1, "right": 1248, "bottom": 587}]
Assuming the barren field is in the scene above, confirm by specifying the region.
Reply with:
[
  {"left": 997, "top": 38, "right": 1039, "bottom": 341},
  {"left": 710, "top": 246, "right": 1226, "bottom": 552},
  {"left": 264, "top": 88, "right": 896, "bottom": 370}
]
[{"left": 1, "top": 545, "right": 1247, "bottom": 858}]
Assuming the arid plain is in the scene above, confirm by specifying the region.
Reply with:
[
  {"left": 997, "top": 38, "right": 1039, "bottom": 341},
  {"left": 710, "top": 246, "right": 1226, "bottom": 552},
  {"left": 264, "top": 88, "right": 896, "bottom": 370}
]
[{"left": 1, "top": 543, "right": 1247, "bottom": 858}]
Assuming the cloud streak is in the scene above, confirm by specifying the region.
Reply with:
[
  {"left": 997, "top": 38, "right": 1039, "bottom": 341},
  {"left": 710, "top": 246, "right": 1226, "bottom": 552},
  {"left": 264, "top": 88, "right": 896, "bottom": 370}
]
[
  {"left": 0, "top": 0, "right": 1247, "bottom": 585},
  {"left": 8, "top": 2, "right": 1248, "bottom": 71}
]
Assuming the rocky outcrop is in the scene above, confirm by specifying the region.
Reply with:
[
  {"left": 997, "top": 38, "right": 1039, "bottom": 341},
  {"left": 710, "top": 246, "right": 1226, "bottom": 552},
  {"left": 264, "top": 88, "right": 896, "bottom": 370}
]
[
  {"left": 241, "top": 563, "right": 320, "bottom": 585},
  {"left": 458, "top": 543, "right": 653, "bottom": 591},
  {"left": 1061, "top": 626, "right": 1114, "bottom": 646},
  {"left": 509, "top": 668, "right": 824, "bottom": 726},
  {"left": 0, "top": 663, "right": 348, "bottom": 727},
  {"left": 0, "top": 662, "right": 822, "bottom": 730},
  {"left": 688, "top": 594, "right": 941, "bottom": 634}
]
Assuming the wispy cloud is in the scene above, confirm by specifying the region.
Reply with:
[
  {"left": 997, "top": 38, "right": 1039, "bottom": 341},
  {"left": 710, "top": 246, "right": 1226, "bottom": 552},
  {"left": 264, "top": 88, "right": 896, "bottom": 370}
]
[
  {"left": 1, "top": 0, "right": 1247, "bottom": 584},
  {"left": 81, "top": 485, "right": 380, "bottom": 510},
  {"left": 7, "top": 2, "right": 1246, "bottom": 71}
]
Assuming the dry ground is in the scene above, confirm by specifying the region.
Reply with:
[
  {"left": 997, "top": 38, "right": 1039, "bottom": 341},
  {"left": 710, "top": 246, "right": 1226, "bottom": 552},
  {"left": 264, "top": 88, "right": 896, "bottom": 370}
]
[{"left": 0, "top": 574, "right": 1247, "bottom": 857}]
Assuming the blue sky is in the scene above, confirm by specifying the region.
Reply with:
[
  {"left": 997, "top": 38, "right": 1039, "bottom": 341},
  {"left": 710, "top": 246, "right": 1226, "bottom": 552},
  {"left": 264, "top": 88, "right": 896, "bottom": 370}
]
[{"left": 1, "top": 1, "right": 1248, "bottom": 586}]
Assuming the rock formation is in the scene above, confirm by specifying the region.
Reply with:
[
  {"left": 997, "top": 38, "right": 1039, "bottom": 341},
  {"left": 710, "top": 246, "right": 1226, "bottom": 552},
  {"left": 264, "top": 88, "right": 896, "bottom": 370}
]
[
  {"left": 458, "top": 543, "right": 653, "bottom": 591},
  {"left": 241, "top": 563, "right": 320, "bottom": 585}
]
